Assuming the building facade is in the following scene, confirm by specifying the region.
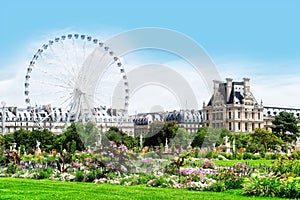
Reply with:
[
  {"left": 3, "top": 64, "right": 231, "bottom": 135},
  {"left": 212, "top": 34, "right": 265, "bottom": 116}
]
[
  {"left": 202, "top": 78, "right": 264, "bottom": 133},
  {"left": 2, "top": 77, "right": 300, "bottom": 136}
]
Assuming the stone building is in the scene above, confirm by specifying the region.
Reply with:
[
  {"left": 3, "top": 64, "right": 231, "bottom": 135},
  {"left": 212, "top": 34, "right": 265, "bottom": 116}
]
[
  {"left": 0, "top": 106, "right": 134, "bottom": 136},
  {"left": 132, "top": 110, "right": 202, "bottom": 137},
  {"left": 263, "top": 106, "right": 300, "bottom": 130},
  {"left": 202, "top": 78, "right": 264, "bottom": 133}
]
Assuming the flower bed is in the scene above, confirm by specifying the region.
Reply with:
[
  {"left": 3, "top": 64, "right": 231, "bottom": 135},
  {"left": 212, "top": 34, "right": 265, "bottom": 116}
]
[{"left": 1, "top": 148, "right": 300, "bottom": 199}]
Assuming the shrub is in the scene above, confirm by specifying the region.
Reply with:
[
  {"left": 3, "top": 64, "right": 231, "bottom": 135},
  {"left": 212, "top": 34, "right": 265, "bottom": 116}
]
[
  {"left": 31, "top": 167, "right": 53, "bottom": 179},
  {"left": 201, "top": 159, "right": 215, "bottom": 169},
  {"left": 212, "top": 168, "right": 245, "bottom": 190},
  {"left": 243, "top": 174, "right": 281, "bottom": 197},
  {"left": 242, "top": 152, "right": 255, "bottom": 160},
  {"left": 243, "top": 174, "right": 300, "bottom": 198},
  {"left": 6, "top": 163, "right": 18, "bottom": 174},
  {"left": 291, "top": 151, "right": 300, "bottom": 159},
  {"left": 270, "top": 157, "right": 300, "bottom": 177},
  {"left": 279, "top": 177, "right": 300, "bottom": 198},
  {"left": 205, "top": 181, "right": 226, "bottom": 192},
  {"left": 85, "top": 169, "right": 103, "bottom": 182},
  {"left": 205, "top": 150, "right": 215, "bottom": 159},
  {"left": 75, "top": 170, "right": 85, "bottom": 182}
]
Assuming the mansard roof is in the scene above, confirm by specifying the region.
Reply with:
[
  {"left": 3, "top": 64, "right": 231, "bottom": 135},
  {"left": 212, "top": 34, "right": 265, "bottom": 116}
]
[{"left": 207, "top": 80, "right": 257, "bottom": 106}]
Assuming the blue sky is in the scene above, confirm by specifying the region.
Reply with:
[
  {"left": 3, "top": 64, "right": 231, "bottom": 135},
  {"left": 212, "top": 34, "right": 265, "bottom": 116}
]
[{"left": 0, "top": 0, "right": 300, "bottom": 109}]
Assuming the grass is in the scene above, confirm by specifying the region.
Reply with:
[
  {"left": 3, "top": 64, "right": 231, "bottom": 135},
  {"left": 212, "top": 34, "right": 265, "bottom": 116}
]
[
  {"left": 211, "top": 159, "right": 273, "bottom": 167},
  {"left": 0, "top": 177, "right": 291, "bottom": 200}
]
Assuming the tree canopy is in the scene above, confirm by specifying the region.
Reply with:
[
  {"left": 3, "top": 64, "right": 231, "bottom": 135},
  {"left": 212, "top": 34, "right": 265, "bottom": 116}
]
[
  {"left": 144, "top": 121, "right": 178, "bottom": 147},
  {"left": 272, "top": 111, "right": 299, "bottom": 143}
]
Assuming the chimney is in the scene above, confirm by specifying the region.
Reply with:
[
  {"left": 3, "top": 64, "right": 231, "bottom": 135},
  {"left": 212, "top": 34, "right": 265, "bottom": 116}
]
[
  {"left": 213, "top": 80, "right": 220, "bottom": 95},
  {"left": 243, "top": 77, "right": 250, "bottom": 96},
  {"left": 226, "top": 78, "right": 233, "bottom": 102}
]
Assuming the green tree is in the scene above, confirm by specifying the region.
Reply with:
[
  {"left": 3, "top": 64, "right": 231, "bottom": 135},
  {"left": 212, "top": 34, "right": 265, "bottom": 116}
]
[
  {"left": 233, "top": 133, "right": 250, "bottom": 149},
  {"left": 171, "top": 128, "right": 192, "bottom": 148},
  {"left": 3, "top": 133, "right": 15, "bottom": 150},
  {"left": 31, "top": 129, "right": 55, "bottom": 151},
  {"left": 272, "top": 111, "right": 299, "bottom": 143},
  {"left": 13, "top": 129, "right": 30, "bottom": 149},
  {"left": 105, "top": 127, "right": 138, "bottom": 149},
  {"left": 249, "top": 128, "right": 284, "bottom": 153},
  {"left": 191, "top": 127, "right": 208, "bottom": 148},
  {"left": 105, "top": 127, "right": 123, "bottom": 144},
  {"left": 144, "top": 121, "right": 178, "bottom": 147},
  {"left": 191, "top": 127, "right": 231, "bottom": 149},
  {"left": 54, "top": 122, "right": 85, "bottom": 152},
  {"left": 77, "top": 121, "right": 99, "bottom": 147}
]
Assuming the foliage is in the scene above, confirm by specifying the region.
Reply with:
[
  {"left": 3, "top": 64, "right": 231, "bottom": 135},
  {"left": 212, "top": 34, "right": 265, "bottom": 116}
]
[
  {"left": 243, "top": 173, "right": 300, "bottom": 198},
  {"left": 165, "top": 152, "right": 190, "bottom": 174},
  {"left": 272, "top": 111, "right": 299, "bottom": 143},
  {"left": 232, "top": 133, "right": 250, "bottom": 149},
  {"left": 144, "top": 122, "right": 178, "bottom": 147},
  {"left": 210, "top": 162, "right": 251, "bottom": 191},
  {"left": 243, "top": 173, "right": 281, "bottom": 197},
  {"left": 55, "top": 123, "right": 85, "bottom": 152},
  {"left": 249, "top": 129, "right": 283, "bottom": 153},
  {"left": 270, "top": 156, "right": 300, "bottom": 177},
  {"left": 170, "top": 128, "right": 193, "bottom": 149},
  {"left": 191, "top": 127, "right": 231, "bottom": 149},
  {"left": 201, "top": 159, "right": 215, "bottom": 169},
  {"left": 105, "top": 127, "right": 138, "bottom": 149}
]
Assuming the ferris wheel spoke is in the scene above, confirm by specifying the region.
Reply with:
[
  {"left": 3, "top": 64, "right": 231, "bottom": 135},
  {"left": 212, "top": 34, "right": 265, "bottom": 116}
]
[
  {"left": 29, "top": 89, "right": 69, "bottom": 97},
  {"left": 60, "top": 40, "right": 78, "bottom": 79},
  {"left": 31, "top": 79, "right": 72, "bottom": 90},
  {"left": 37, "top": 53, "right": 74, "bottom": 82},
  {"left": 33, "top": 64, "right": 74, "bottom": 88},
  {"left": 49, "top": 45, "right": 77, "bottom": 81},
  {"left": 71, "top": 38, "right": 81, "bottom": 78}
]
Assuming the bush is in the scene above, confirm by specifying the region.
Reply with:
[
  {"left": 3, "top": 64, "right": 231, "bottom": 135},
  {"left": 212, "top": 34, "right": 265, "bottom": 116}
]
[
  {"left": 212, "top": 168, "right": 245, "bottom": 190},
  {"left": 75, "top": 170, "right": 85, "bottom": 182},
  {"left": 85, "top": 169, "right": 103, "bottom": 182},
  {"left": 205, "top": 150, "right": 215, "bottom": 159},
  {"left": 279, "top": 177, "right": 300, "bottom": 198},
  {"left": 270, "top": 157, "right": 300, "bottom": 177},
  {"left": 243, "top": 174, "right": 300, "bottom": 198},
  {"left": 205, "top": 181, "right": 226, "bottom": 192},
  {"left": 32, "top": 167, "right": 53, "bottom": 179},
  {"left": 243, "top": 174, "right": 281, "bottom": 197},
  {"left": 242, "top": 152, "right": 255, "bottom": 160},
  {"left": 6, "top": 163, "right": 18, "bottom": 174},
  {"left": 291, "top": 151, "right": 300, "bottom": 159},
  {"left": 143, "top": 152, "right": 159, "bottom": 159},
  {"left": 264, "top": 153, "right": 279, "bottom": 160},
  {"left": 201, "top": 159, "right": 215, "bottom": 169}
]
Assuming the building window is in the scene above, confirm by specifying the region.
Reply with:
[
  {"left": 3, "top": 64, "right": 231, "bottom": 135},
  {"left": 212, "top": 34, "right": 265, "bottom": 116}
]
[
  {"left": 238, "top": 122, "right": 241, "bottom": 130},
  {"left": 252, "top": 123, "right": 255, "bottom": 131},
  {"left": 238, "top": 112, "right": 241, "bottom": 118},
  {"left": 258, "top": 113, "right": 261, "bottom": 120},
  {"left": 206, "top": 113, "right": 209, "bottom": 121},
  {"left": 229, "top": 112, "right": 231, "bottom": 119},
  {"left": 245, "top": 123, "right": 248, "bottom": 131},
  {"left": 258, "top": 123, "right": 261, "bottom": 128},
  {"left": 252, "top": 112, "right": 254, "bottom": 119},
  {"left": 245, "top": 112, "right": 248, "bottom": 119},
  {"left": 229, "top": 122, "right": 232, "bottom": 130}
]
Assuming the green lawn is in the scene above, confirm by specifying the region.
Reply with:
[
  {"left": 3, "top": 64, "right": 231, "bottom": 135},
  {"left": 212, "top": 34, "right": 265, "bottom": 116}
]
[
  {"left": 0, "top": 177, "right": 290, "bottom": 200},
  {"left": 212, "top": 159, "right": 273, "bottom": 167}
]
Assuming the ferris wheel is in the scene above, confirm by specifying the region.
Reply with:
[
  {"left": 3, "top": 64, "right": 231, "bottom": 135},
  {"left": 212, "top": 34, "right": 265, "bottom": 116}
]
[{"left": 24, "top": 33, "right": 129, "bottom": 126}]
